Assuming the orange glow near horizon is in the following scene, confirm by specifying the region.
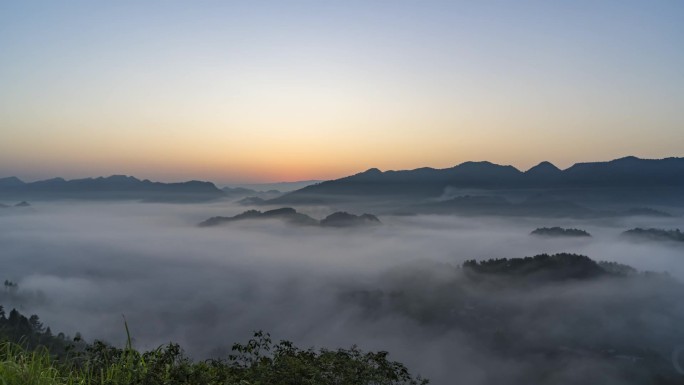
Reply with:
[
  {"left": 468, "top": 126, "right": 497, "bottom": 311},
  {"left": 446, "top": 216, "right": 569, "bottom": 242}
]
[{"left": 1, "top": 2, "right": 683, "bottom": 184}]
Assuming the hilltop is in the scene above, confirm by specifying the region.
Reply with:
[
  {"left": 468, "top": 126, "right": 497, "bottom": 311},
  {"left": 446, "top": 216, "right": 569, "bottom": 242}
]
[
  {"left": 199, "top": 208, "right": 381, "bottom": 228},
  {"left": 530, "top": 227, "right": 592, "bottom": 237}
]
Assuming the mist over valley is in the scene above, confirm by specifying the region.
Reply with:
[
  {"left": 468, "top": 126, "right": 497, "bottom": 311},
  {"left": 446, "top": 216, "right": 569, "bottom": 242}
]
[
  {"left": 2, "top": 2, "right": 684, "bottom": 382},
  {"left": 2, "top": 184, "right": 684, "bottom": 384}
]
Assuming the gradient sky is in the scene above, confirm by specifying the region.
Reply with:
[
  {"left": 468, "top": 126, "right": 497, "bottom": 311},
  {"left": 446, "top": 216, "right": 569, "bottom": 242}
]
[{"left": 1, "top": 1, "right": 683, "bottom": 184}]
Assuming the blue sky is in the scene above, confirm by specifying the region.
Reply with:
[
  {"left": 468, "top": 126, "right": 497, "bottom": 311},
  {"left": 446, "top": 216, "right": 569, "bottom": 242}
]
[{"left": 1, "top": 1, "right": 683, "bottom": 183}]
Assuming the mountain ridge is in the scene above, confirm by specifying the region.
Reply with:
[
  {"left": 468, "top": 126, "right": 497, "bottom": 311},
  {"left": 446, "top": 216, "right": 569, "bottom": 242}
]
[
  {"left": 272, "top": 156, "right": 684, "bottom": 204},
  {"left": 0, "top": 174, "right": 225, "bottom": 202}
]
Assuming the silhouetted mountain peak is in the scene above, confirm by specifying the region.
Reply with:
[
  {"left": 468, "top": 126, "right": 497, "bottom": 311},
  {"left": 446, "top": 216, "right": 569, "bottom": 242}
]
[
  {"left": 102, "top": 175, "right": 141, "bottom": 183},
  {"left": 452, "top": 161, "right": 521, "bottom": 175},
  {"left": 459, "top": 160, "right": 494, "bottom": 166},
  {"left": 614, "top": 155, "right": 640, "bottom": 162},
  {"left": 526, "top": 161, "right": 561, "bottom": 175},
  {"left": 0, "top": 176, "right": 25, "bottom": 187},
  {"left": 361, "top": 168, "right": 382, "bottom": 175},
  {"left": 456, "top": 160, "right": 496, "bottom": 169}
]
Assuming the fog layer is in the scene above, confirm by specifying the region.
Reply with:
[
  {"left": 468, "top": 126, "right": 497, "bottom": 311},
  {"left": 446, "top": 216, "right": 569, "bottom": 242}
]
[{"left": 1, "top": 202, "right": 683, "bottom": 384}]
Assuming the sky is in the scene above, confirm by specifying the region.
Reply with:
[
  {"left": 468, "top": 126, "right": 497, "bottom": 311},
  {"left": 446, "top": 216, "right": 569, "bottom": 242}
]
[{"left": 1, "top": 0, "right": 683, "bottom": 184}]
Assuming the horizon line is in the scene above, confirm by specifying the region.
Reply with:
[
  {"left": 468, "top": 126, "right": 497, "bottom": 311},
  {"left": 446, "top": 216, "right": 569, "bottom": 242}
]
[{"left": 3, "top": 154, "right": 683, "bottom": 186}]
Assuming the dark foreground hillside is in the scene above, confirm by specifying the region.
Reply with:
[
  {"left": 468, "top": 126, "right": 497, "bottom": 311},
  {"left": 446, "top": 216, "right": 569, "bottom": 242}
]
[{"left": 0, "top": 306, "right": 427, "bottom": 385}]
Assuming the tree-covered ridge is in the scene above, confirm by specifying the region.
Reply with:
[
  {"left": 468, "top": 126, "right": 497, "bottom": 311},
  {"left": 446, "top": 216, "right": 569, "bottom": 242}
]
[
  {"left": 530, "top": 227, "right": 591, "bottom": 237},
  {"left": 462, "top": 253, "right": 610, "bottom": 281},
  {"left": 342, "top": 254, "right": 684, "bottom": 384},
  {"left": 0, "top": 306, "right": 427, "bottom": 385},
  {"left": 0, "top": 305, "right": 82, "bottom": 357},
  {"left": 320, "top": 212, "right": 381, "bottom": 227},
  {"left": 463, "top": 253, "right": 644, "bottom": 281},
  {"left": 199, "top": 208, "right": 381, "bottom": 228},
  {"left": 622, "top": 228, "right": 684, "bottom": 243},
  {"left": 199, "top": 207, "right": 319, "bottom": 227}
]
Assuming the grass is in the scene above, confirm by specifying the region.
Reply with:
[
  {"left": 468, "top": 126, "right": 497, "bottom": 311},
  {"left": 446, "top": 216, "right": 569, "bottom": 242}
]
[
  {"left": 0, "top": 339, "right": 192, "bottom": 385},
  {"left": 0, "top": 332, "right": 429, "bottom": 385},
  {"left": 0, "top": 342, "right": 76, "bottom": 385}
]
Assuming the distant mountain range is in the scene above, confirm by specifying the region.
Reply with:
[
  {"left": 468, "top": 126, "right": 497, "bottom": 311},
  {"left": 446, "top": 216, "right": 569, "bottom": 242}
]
[
  {"left": 221, "top": 186, "right": 282, "bottom": 200},
  {"left": 228, "top": 180, "right": 323, "bottom": 193},
  {"left": 272, "top": 156, "right": 684, "bottom": 206},
  {"left": 0, "top": 174, "right": 313, "bottom": 202},
  {"left": 0, "top": 175, "right": 224, "bottom": 202},
  {"left": 2, "top": 156, "right": 682, "bottom": 206}
]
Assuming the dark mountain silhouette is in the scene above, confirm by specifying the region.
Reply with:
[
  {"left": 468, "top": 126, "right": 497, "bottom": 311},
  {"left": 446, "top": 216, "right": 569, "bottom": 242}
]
[
  {"left": 199, "top": 208, "right": 381, "bottom": 228},
  {"left": 525, "top": 161, "right": 561, "bottom": 176},
  {"left": 272, "top": 156, "right": 684, "bottom": 206},
  {"left": 562, "top": 156, "right": 684, "bottom": 187},
  {"left": 0, "top": 175, "right": 225, "bottom": 202},
  {"left": 275, "top": 162, "right": 521, "bottom": 200},
  {"left": 320, "top": 212, "right": 381, "bottom": 227},
  {"left": 0, "top": 176, "right": 25, "bottom": 187},
  {"left": 199, "top": 208, "right": 319, "bottom": 227},
  {"left": 622, "top": 228, "right": 684, "bottom": 243},
  {"left": 530, "top": 227, "right": 591, "bottom": 237},
  {"left": 463, "top": 253, "right": 606, "bottom": 281},
  {"left": 524, "top": 161, "right": 563, "bottom": 185}
]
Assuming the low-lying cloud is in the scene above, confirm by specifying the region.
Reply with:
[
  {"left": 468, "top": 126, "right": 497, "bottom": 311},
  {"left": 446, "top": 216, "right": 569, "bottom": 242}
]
[{"left": 1, "top": 201, "right": 683, "bottom": 384}]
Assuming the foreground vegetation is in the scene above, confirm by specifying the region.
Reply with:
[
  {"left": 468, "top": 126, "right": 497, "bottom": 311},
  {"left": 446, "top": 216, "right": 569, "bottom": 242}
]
[{"left": 0, "top": 307, "right": 427, "bottom": 385}]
